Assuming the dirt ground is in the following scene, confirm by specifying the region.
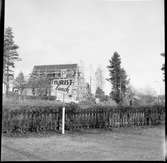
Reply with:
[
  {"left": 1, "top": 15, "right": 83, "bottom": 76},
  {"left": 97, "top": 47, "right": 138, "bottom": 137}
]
[{"left": 1, "top": 125, "right": 165, "bottom": 161}]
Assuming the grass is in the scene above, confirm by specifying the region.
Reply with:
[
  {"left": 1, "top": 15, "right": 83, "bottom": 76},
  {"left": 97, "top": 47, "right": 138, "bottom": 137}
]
[{"left": 1, "top": 124, "right": 165, "bottom": 161}]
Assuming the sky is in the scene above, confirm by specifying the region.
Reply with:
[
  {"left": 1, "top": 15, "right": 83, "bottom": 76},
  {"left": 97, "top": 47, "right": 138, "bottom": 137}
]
[{"left": 5, "top": 0, "right": 165, "bottom": 95}]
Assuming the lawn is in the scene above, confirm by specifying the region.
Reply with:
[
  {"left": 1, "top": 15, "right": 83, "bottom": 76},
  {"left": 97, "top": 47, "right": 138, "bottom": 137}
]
[{"left": 1, "top": 124, "right": 165, "bottom": 161}]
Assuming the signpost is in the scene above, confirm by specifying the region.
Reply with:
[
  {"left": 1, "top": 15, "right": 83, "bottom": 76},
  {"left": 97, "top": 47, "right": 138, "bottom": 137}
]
[
  {"left": 53, "top": 78, "right": 74, "bottom": 134},
  {"left": 62, "top": 93, "right": 65, "bottom": 134}
]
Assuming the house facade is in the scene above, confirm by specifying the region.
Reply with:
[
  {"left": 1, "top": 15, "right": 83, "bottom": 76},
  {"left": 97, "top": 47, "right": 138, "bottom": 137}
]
[{"left": 25, "top": 64, "right": 87, "bottom": 102}]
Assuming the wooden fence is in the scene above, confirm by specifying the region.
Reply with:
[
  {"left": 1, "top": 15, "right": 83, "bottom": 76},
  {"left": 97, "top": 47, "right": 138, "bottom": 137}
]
[
  {"left": 2, "top": 107, "right": 62, "bottom": 133},
  {"left": 65, "top": 106, "right": 165, "bottom": 130},
  {"left": 2, "top": 105, "right": 165, "bottom": 134}
]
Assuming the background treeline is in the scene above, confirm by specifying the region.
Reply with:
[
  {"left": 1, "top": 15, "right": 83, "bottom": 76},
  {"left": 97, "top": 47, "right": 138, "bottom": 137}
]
[{"left": 3, "top": 27, "right": 165, "bottom": 106}]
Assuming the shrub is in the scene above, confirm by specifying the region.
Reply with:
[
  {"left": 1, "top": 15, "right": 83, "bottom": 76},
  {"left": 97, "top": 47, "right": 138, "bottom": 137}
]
[{"left": 2, "top": 102, "right": 165, "bottom": 134}]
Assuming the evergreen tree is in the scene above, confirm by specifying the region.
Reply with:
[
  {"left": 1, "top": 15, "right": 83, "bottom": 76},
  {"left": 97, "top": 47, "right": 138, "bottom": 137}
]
[
  {"left": 95, "top": 87, "right": 105, "bottom": 102},
  {"left": 107, "top": 52, "right": 121, "bottom": 104},
  {"left": 107, "top": 52, "right": 129, "bottom": 104},
  {"left": 3, "top": 27, "right": 21, "bottom": 95}
]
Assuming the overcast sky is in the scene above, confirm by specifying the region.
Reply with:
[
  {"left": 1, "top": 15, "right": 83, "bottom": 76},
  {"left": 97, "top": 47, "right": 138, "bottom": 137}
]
[{"left": 5, "top": 0, "right": 165, "bottom": 95}]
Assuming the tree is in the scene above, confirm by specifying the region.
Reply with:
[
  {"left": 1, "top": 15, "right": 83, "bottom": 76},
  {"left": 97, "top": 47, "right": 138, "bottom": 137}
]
[
  {"left": 136, "top": 94, "right": 156, "bottom": 105},
  {"left": 3, "top": 27, "right": 21, "bottom": 95},
  {"left": 107, "top": 52, "right": 129, "bottom": 104},
  {"left": 95, "top": 87, "right": 105, "bottom": 102},
  {"left": 13, "top": 72, "right": 26, "bottom": 96},
  {"left": 77, "top": 60, "right": 87, "bottom": 100},
  {"left": 129, "top": 87, "right": 157, "bottom": 106},
  {"left": 120, "top": 68, "right": 129, "bottom": 101},
  {"left": 126, "top": 85, "right": 136, "bottom": 106},
  {"left": 107, "top": 52, "right": 121, "bottom": 104},
  {"left": 27, "top": 72, "right": 51, "bottom": 97},
  {"left": 82, "top": 83, "right": 95, "bottom": 103},
  {"left": 95, "top": 66, "right": 104, "bottom": 90},
  {"left": 161, "top": 53, "right": 165, "bottom": 81},
  {"left": 85, "top": 83, "right": 92, "bottom": 97}
]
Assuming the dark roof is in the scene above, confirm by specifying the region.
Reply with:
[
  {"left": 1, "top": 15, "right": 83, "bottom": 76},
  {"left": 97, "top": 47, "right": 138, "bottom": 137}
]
[{"left": 33, "top": 64, "right": 78, "bottom": 72}]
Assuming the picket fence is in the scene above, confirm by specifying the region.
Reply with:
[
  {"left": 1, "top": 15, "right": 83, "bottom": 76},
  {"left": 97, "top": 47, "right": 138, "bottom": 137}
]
[{"left": 2, "top": 105, "right": 165, "bottom": 134}]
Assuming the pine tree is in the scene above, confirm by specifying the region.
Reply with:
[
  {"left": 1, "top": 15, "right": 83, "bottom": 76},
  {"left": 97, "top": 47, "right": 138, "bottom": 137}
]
[
  {"left": 107, "top": 52, "right": 129, "bottom": 104},
  {"left": 95, "top": 87, "right": 105, "bottom": 102},
  {"left": 3, "top": 27, "right": 21, "bottom": 95},
  {"left": 95, "top": 87, "right": 108, "bottom": 102},
  {"left": 107, "top": 52, "right": 121, "bottom": 104}
]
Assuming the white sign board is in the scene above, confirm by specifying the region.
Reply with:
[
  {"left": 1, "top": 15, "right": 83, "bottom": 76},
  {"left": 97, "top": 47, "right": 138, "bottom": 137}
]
[
  {"left": 50, "top": 78, "right": 77, "bottom": 103},
  {"left": 51, "top": 79, "right": 74, "bottom": 93}
]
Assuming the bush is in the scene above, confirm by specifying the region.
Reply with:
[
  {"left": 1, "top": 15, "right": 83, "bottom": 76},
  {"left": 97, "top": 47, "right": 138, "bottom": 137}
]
[{"left": 2, "top": 101, "right": 165, "bottom": 134}]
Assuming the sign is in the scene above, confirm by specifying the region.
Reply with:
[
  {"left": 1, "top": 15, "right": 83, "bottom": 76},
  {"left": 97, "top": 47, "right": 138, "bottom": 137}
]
[
  {"left": 50, "top": 79, "right": 73, "bottom": 85},
  {"left": 51, "top": 79, "right": 74, "bottom": 93},
  {"left": 56, "top": 84, "right": 71, "bottom": 93}
]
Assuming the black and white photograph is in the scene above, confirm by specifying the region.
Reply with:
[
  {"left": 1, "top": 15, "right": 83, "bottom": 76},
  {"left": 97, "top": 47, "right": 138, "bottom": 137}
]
[{"left": 1, "top": 0, "right": 165, "bottom": 161}]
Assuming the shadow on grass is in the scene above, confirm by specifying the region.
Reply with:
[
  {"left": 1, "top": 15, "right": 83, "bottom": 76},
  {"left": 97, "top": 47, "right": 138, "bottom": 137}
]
[
  {"left": 2, "top": 123, "right": 164, "bottom": 138},
  {"left": 2, "top": 130, "right": 62, "bottom": 138},
  {"left": 2, "top": 128, "right": 113, "bottom": 138}
]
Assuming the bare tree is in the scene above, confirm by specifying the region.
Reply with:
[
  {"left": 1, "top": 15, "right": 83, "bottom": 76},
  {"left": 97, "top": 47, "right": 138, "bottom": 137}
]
[
  {"left": 13, "top": 72, "right": 26, "bottom": 97},
  {"left": 95, "top": 66, "right": 104, "bottom": 90}
]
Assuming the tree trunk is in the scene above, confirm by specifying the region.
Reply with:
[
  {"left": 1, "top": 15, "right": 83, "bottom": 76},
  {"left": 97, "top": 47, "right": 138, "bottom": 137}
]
[{"left": 5, "top": 65, "right": 9, "bottom": 97}]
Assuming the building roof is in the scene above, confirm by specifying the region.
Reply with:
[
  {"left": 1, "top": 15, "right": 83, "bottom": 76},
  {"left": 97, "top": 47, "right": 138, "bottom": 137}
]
[
  {"left": 25, "top": 64, "right": 78, "bottom": 88},
  {"left": 33, "top": 64, "right": 78, "bottom": 73}
]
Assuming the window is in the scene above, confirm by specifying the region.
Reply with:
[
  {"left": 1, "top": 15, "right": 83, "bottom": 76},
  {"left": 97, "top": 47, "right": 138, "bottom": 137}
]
[
  {"left": 47, "top": 73, "right": 55, "bottom": 78},
  {"left": 55, "top": 72, "right": 61, "bottom": 78},
  {"left": 66, "top": 70, "right": 74, "bottom": 78}
]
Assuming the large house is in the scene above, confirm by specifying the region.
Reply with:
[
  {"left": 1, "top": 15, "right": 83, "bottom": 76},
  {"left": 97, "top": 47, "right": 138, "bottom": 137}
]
[{"left": 24, "top": 64, "right": 87, "bottom": 102}]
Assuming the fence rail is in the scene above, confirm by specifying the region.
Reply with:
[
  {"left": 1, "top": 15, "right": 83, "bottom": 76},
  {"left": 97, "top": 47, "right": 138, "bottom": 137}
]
[{"left": 2, "top": 105, "right": 165, "bottom": 134}]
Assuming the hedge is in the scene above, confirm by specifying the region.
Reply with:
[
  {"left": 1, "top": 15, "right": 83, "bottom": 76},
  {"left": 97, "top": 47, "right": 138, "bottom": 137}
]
[{"left": 2, "top": 103, "right": 165, "bottom": 134}]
